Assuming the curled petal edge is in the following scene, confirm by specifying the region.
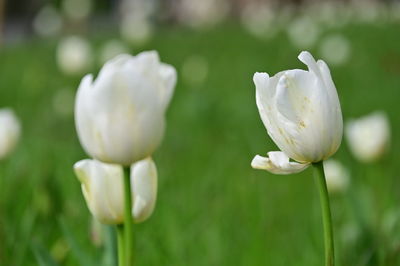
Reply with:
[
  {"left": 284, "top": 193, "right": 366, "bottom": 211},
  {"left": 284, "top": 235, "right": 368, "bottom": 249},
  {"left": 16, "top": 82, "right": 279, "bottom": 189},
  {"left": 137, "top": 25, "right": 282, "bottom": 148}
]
[{"left": 251, "top": 151, "right": 310, "bottom": 175}]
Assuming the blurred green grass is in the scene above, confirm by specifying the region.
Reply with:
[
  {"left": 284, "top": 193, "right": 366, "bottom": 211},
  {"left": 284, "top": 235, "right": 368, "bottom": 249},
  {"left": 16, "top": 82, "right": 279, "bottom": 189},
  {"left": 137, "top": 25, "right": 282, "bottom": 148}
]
[{"left": 1, "top": 21, "right": 400, "bottom": 266}]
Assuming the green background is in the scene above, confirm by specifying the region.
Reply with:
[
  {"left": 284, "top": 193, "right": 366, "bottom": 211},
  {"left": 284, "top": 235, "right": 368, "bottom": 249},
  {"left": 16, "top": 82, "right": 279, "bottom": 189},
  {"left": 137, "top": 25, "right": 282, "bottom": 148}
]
[{"left": 0, "top": 21, "right": 399, "bottom": 265}]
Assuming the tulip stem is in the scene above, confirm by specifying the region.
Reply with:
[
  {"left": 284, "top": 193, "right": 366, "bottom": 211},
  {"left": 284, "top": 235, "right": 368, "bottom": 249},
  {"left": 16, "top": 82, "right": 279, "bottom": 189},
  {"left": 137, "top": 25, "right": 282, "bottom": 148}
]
[
  {"left": 123, "top": 167, "right": 134, "bottom": 266},
  {"left": 116, "top": 225, "right": 125, "bottom": 266},
  {"left": 313, "top": 161, "right": 335, "bottom": 266}
]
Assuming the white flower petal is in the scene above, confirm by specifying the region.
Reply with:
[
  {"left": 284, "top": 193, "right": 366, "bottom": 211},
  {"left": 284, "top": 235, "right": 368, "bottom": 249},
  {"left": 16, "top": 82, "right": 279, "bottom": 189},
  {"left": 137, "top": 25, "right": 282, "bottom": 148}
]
[
  {"left": 131, "top": 157, "right": 157, "bottom": 223},
  {"left": 298, "top": 51, "right": 321, "bottom": 76},
  {"left": 73, "top": 159, "right": 124, "bottom": 225},
  {"left": 0, "top": 108, "right": 21, "bottom": 160},
  {"left": 254, "top": 72, "right": 295, "bottom": 158},
  {"left": 251, "top": 151, "right": 309, "bottom": 175},
  {"left": 159, "top": 63, "right": 177, "bottom": 110},
  {"left": 275, "top": 69, "right": 332, "bottom": 162}
]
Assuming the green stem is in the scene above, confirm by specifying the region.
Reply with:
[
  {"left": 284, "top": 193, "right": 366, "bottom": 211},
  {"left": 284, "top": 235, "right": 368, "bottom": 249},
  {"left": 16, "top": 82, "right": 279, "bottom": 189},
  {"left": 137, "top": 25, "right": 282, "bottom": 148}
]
[
  {"left": 313, "top": 161, "right": 335, "bottom": 266},
  {"left": 116, "top": 225, "right": 125, "bottom": 266},
  {"left": 123, "top": 167, "right": 134, "bottom": 266}
]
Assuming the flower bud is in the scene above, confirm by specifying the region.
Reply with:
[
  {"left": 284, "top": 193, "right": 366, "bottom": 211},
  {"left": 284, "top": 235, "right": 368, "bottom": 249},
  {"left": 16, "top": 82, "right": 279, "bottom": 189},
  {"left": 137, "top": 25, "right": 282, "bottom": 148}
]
[
  {"left": 252, "top": 51, "right": 343, "bottom": 174},
  {"left": 75, "top": 51, "right": 176, "bottom": 166}
]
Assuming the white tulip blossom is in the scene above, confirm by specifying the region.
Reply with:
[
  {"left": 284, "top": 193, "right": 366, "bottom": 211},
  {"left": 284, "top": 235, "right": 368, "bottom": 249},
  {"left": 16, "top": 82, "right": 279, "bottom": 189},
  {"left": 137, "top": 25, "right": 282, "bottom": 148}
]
[
  {"left": 323, "top": 159, "right": 350, "bottom": 194},
  {"left": 346, "top": 111, "right": 390, "bottom": 163},
  {"left": 73, "top": 157, "right": 158, "bottom": 224},
  {"left": 0, "top": 109, "right": 21, "bottom": 160},
  {"left": 251, "top": 51, "right": 343, "bottom": 174},
  {"left": 75, "top": 51, "right": 176, "bottom": 166}
]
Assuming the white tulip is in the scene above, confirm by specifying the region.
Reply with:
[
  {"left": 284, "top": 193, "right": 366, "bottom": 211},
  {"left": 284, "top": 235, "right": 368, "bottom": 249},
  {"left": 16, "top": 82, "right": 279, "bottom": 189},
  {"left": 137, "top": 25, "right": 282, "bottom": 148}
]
[
  {"left": 0, "top": 109, "right": 21, "bottom": 160},
  {"left": 323, "top": 159, "right": 350, "bottom": 194},
  {"left": 75, "top": 51, "right": 176, "bottom": 166},
  {"left": 251, "top": 51, "right": 343, "bottom": 174},
  {"left": 345, "top": 111, "right": 390, "bottom": 163},
  {"left": 73, "top": 157, "right": 158, "bottom": 224}
]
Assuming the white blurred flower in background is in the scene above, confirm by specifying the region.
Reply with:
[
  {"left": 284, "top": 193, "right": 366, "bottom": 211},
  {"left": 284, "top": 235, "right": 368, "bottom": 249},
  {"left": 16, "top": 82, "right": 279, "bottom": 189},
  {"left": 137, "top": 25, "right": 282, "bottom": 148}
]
[
  {"left": 33, "top": 5, "right": 63, "bottom": 38},
  {"left": 181, "top": 55, "right": 208, "bottom": 86},
  {"left": 62, "top": 0, "right": 93, "bottom": 21},
  {"left": 52, "top": 88, "right": 75, "bottom": 117},
  {"left": 310, "top": 2, "right": 351, "bottom": 29},
  {"left": 319, "top": 34, "right": 351, "bottom": 66},
  {"left": 241, "top": 3, "right": 278, "bottom": 40},
  {"left": 120, "top": 0, "right": 155, "bottom": 21},
  {"left": 74, "top": 157, "right": 158, "bottom": 224},
  {"left": 352, "top": 1, "right": 382, "bottom": 24},
  {"left": 56, "top": 36, "right": 93, "bottom": 76},
  {"left": 346, "top": 111, "right": 390, "bottom": 163},
  {"left": 99, "top": 40, "right": 130, "bottom": 65},
  {"left": 0, "top": 108, "right": 21, "bottom": 160},
  {"left": 178, "top": 0, "right": 229, "bottom": 29},
  {"left": 390, "top": 1, "right": 400, "bottom": 22},
  {"left": 323, "top": 159, "right": 350, "bottom": 194},
  {"left": 120, "top": 0, "right": 155, "bottom": 45},
  {"left": 287, "top": 16, "right": 320, "bottom": 49},
  {"left": 120, "top": 16, "right": 153, "bottom": 46}
]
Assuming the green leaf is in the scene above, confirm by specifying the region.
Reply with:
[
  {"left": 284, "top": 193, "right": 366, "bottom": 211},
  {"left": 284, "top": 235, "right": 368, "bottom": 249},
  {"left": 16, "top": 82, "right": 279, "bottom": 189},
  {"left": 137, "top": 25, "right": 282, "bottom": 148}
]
[
  {"left": 31, "top": 242, "right": 59, "bottom": 266},
  {"left": 58, "top": 217, "right": 95, "bottom": 266}
]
